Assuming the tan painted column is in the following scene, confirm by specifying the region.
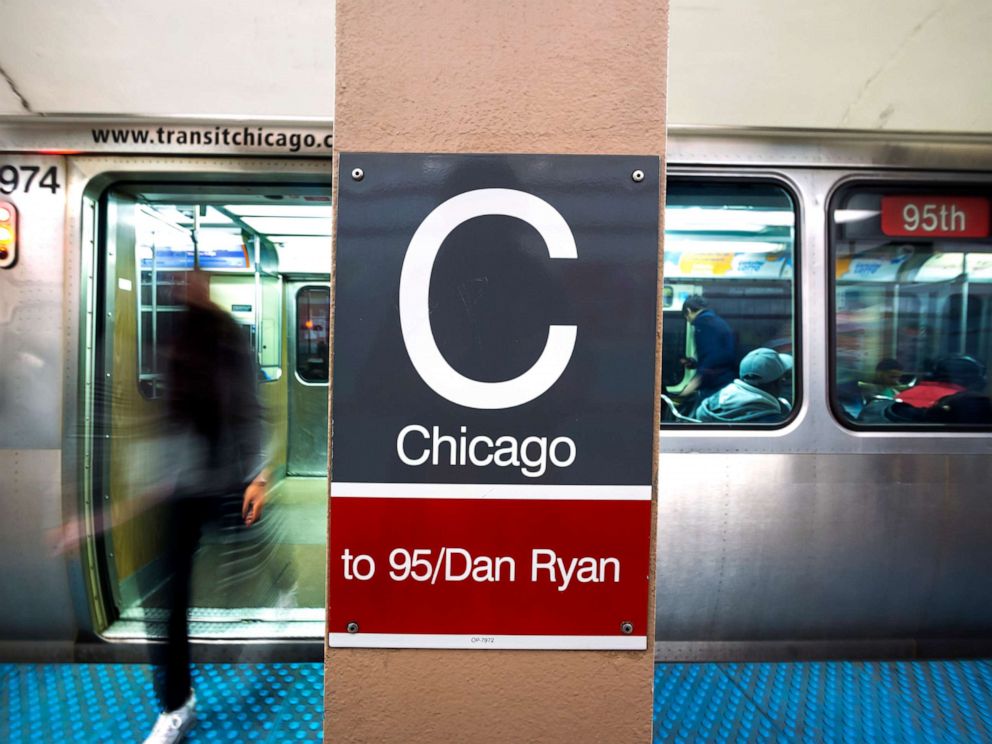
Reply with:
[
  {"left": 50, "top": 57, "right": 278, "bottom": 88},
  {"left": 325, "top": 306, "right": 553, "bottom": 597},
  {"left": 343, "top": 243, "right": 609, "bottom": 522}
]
[{"left": 328, "top": 2, "right": 668, "bottom": 742}]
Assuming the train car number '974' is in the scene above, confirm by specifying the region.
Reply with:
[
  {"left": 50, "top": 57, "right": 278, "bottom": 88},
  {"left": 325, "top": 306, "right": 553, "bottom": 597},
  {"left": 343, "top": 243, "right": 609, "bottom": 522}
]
[{"left": 0, "top": 165, "right": 62, "bottom": 195}]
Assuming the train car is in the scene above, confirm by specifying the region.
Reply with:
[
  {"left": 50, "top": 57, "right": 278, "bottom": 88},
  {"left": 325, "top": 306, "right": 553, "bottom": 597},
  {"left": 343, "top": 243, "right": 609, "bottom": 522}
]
[{"left": 0, "top": 118, "right": 990, "bottom": 661}]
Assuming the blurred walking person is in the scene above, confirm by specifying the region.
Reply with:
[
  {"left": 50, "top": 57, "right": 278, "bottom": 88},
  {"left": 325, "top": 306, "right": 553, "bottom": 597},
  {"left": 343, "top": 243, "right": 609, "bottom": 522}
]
[{"left": 144, "top": 268, "right": 269, "bottom": 744}]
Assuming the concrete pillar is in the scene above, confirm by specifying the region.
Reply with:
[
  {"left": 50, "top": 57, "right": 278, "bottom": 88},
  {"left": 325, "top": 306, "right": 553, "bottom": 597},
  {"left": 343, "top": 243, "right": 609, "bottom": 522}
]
[{"left": 328, "top": 2, "right": 668, "bottom": 742}]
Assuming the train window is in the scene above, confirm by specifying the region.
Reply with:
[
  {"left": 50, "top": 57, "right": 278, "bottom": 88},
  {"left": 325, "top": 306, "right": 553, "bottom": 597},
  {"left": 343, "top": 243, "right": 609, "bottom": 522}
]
[
  {"left": 135, "top": 207, "right": 193, "bottom": 398},
  {"left": 133, "top": 203, "right": 290, "bottom": 398},
  {"left": 661, "top": 181, "right": 798, "bottom": 427},
  {"left": 296, "top": 286, "right": 330, "bottom": 383},
  {"left": 830, "top": 185, "right": 992, "bottom": 429}
]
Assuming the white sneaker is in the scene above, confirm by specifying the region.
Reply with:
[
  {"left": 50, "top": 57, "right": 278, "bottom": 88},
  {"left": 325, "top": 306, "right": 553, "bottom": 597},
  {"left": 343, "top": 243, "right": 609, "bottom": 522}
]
[
  {"left": 275, "top": 581, "right": 300, "bottom": 609},
  {"left": 144, "top": 690, "right": 197, "bottom": 743}
]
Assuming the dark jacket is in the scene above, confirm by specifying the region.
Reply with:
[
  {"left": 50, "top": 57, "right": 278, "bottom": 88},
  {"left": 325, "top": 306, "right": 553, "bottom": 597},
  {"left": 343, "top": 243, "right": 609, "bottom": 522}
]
[
  {"left": 693, "top": 309, "right": 736, "bottom": 398},
  {"left": 856, "top": 399, "right": 926, "bottom": 425},
  {"left": 165, "top": 303, "right": 265, "bottom": 497},
  {"left": 858, "top": 392, "right": 991, "bottom": 425}
]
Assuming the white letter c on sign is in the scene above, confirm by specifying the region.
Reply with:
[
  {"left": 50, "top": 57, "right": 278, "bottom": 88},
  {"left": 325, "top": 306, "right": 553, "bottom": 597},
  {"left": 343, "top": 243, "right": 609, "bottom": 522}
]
[{"left": 399, "top": 188, "right": 577, "bottom": 410}]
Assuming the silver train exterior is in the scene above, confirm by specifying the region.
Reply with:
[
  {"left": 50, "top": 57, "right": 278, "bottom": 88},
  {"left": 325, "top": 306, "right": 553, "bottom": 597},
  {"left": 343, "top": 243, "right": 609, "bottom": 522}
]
[{"left": 0, "top": 118, "right": 989, "bottom": 660}]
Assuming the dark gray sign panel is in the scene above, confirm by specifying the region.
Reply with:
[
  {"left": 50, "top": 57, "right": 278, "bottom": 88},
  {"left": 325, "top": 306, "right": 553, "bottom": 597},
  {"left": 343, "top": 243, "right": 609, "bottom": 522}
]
[{"left": 332, "top": 153, "right": 659, "bottom": 486}]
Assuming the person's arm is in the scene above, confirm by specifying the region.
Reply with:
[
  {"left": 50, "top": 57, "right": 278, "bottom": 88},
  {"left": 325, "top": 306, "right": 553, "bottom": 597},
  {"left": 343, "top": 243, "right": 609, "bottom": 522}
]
[
  {"left": 233, "top": 339, "right": 270, "bottom": 526},
  {"left": 242, "top": 467, "right": 269, "bottom": 527},
  {"left": 677, "top": 372, "right": 703, "bottom": 397}
]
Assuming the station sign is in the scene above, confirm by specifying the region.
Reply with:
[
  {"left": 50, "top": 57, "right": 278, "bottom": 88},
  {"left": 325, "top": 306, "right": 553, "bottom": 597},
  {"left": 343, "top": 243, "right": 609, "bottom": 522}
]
[
  {"left": 881, "top": 195, "right": 990, "bottom": 238},
  {"left": 328, "top": 153, "right": 660, "bottom": 650}
]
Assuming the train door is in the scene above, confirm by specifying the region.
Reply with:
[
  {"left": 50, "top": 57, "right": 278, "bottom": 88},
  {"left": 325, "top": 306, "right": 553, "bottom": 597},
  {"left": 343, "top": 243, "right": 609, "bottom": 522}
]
[
  {"left": 73, "top": 157, "right": 332, "bottom": 641},
  {"left": 286, "top": 281, "right": 330, "bottom": 477}
]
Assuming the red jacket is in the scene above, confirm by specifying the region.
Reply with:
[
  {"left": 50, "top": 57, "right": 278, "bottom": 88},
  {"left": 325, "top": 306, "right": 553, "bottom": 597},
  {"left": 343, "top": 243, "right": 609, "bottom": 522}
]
[{"left": 897, "top": 381, "right": 965, "bottom": 408}]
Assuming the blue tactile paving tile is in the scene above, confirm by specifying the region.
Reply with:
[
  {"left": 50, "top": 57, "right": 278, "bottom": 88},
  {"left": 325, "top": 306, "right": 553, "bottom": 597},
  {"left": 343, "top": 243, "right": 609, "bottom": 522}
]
[
  {"left": 4, "top": 659, "right": 992, "bottom": 742},
  {"left": 653, "top": 662, "right": 790, "bottom": 743},
  {"left": 653, "top": 660, "right": 992, "bottom": 744},
  {"left": 0, "top": 662, "right": 324, "bottom": 743}
]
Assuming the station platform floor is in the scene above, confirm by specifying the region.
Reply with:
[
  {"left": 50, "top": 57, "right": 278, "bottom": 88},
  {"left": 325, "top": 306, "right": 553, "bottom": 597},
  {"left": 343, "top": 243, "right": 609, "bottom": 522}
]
[{"left": 2, "top": 658, "right": 992, "bottom": 742}]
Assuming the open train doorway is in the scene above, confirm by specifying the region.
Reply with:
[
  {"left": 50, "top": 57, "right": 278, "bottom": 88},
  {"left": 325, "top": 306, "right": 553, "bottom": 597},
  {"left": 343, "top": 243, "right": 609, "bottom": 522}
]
[{"left": 87, "top": 176, "right": 332, "bottom": 641}]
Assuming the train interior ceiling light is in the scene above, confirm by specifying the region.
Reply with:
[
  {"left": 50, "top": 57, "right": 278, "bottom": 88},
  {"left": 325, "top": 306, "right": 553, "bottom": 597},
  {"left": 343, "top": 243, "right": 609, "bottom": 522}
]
[
  {"left": 138, "top": 200, "right": 333, "bottom": 274},
  {"left": 664, "top": 204, "right": 794, "bottom": 254}
]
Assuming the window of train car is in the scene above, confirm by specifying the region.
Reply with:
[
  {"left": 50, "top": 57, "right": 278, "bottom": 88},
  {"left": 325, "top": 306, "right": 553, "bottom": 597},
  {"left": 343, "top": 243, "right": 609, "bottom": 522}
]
[
  {"left": 830, "top": 184, "right": 992, "bottom": 429},
  {"left": 133, "top": 199, "right": 333, "bottom": 398},
  {"left": 135, "top": 206, "right": 194, "bottom": 398},
  {"left": 296, "top": 286, "right": 330, "bottom": 383},
  {"left": 661, "top": 181, "right": 798, "bottom": 427}
]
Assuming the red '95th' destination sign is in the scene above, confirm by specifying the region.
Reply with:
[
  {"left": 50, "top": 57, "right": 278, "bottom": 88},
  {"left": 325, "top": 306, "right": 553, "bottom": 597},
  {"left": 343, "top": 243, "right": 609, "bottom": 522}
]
[
  {"left": 881, "top": 195, "right": 990, "bottom": 238},
  {"left": 329, "top": 153, "right": 660, "bottom": 651}
]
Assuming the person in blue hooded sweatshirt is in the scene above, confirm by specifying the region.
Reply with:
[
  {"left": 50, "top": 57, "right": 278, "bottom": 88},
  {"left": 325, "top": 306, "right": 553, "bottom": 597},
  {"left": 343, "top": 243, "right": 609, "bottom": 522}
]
[{"left": 696, "top": 348, "right": 793, "bottom": 424}]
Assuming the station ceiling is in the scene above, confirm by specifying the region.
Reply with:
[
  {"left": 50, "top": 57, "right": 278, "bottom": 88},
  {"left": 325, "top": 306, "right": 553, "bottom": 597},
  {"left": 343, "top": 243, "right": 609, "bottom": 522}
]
[{"left": 1, "top": 0, "right": 989, "bottom": 132}]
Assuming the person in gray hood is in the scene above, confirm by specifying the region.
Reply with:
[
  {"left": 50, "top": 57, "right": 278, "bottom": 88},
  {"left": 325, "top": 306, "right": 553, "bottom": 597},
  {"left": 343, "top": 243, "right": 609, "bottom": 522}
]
[{"left": 696, "top": 348, "right": 794, "bottom": 424}]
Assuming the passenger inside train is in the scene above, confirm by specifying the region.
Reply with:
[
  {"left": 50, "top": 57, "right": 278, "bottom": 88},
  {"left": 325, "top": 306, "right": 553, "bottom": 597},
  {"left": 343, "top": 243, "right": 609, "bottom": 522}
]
[
  {"left": 673, "top": 295, "right": 736, "bottom": 404},
  {"left": 897, "top": 354, "right": 987, "bottom": 408},
  {"left": 856, "top": 354, "right": 990, "bottom": 424},
  {"left": 695, "top": 347, "right": 793, "bottom": 424},
  {"left": 865, "top": 357, "right": 909, "bottom": 400}
]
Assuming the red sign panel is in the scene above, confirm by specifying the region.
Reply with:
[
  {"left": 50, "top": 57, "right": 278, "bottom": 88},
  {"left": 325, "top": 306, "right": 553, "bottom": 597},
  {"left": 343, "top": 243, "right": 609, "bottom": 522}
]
[
  {"left": 328, "top": 489, "right": 652, "bottom": 649},
  {"left": 881, "top": 196, "right": 990, "bottom": 238}
]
